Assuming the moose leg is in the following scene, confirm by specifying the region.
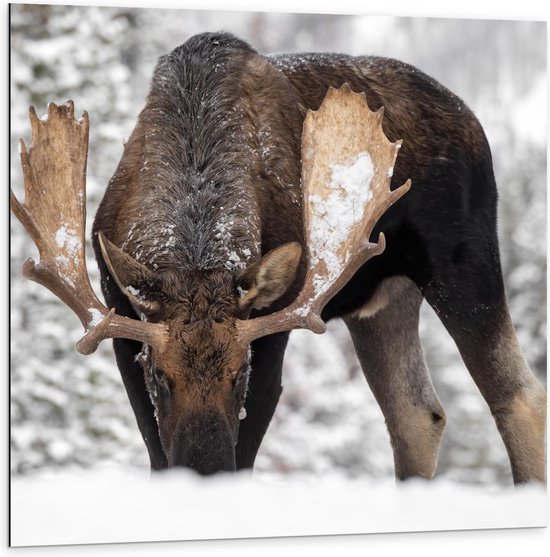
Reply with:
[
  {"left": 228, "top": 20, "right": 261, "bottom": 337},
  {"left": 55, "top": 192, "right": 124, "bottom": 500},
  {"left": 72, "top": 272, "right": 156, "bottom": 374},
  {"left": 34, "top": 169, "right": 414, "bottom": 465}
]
[
  {"left": 344, "top": 278, "right": 447, "bottom": 480},
  {"left": 424, "top": 266, "right": 546, "bottom": 484},
  {"left": 235, "top": 331, "right": 289, "bottom": 469}
]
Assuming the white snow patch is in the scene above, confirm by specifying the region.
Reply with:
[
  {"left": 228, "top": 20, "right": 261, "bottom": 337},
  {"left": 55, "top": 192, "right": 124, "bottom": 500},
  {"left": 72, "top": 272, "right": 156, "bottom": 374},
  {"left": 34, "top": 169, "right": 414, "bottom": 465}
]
[
  {"left": 308, "top": 152, "right": 375, "bottom": 296},
  {"left": 53, "top": 255, "right": 75, "bottom": 287},
  {"left": 213, "top": 219, "right": 229, "bottom": 240},
  {"left": 87, "top": 308, "right": 104, "bottom": 328},
  {"left": 212, "top": 207, "right": 260, "bottom": 272},
  {"left": 121, "top": 222, "right": 138, "bottom": 250},
  {"left": 236, "top": 285, "right": 248, "bottom": 298},
  {"left": 228, "top": 250, "right": 240, "bottom": 263},
  {"left": 55, "top": 224, "right": 81, "bottom": 256},
  {"left": 225, "top": 249, "right": 247, "bottom": 271},
  {"left": 293, "top": 298, "right": 315, "bottom": 317},
  {"left": 134, "top": 343, "right": 149, "bottom": 365},
  {"left": 54, "top": 254, "right": 70, "bottom": 267},
  {"left": 126, "top": 285, "right": 140, "bottom": 296}
]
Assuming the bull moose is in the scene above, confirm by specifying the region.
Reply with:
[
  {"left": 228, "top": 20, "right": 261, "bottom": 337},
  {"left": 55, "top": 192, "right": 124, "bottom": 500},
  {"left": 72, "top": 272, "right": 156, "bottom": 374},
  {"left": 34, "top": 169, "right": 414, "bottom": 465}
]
[{"left": 12, "top": 32, "right": 546, "bottom": 483}]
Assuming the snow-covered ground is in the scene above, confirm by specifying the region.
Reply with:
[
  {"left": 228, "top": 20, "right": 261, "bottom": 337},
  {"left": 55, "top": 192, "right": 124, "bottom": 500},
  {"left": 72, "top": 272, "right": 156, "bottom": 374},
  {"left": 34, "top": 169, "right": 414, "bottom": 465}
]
[{"left": 10, "top": 467, "right": 547, "bottom": 547}]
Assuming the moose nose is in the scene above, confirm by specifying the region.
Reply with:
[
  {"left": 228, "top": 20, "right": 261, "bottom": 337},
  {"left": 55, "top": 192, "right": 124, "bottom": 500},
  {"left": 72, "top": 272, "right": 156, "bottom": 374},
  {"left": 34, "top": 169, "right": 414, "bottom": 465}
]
[{"left": 169, "top": 413, "right": 236, "bottom": 475}]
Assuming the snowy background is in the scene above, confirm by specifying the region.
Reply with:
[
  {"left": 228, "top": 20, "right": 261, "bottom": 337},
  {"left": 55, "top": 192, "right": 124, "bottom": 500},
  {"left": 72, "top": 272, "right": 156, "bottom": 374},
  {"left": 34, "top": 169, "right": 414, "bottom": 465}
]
[{"left": 10, "top": 4, "right": 546, "bottom": 493}]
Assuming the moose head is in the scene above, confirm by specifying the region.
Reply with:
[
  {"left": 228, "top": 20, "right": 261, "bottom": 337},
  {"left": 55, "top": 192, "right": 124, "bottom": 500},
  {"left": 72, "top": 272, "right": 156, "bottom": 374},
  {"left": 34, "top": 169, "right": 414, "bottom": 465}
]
[{"left": 11, "top": 86, "right": 410, "bottom": 474}]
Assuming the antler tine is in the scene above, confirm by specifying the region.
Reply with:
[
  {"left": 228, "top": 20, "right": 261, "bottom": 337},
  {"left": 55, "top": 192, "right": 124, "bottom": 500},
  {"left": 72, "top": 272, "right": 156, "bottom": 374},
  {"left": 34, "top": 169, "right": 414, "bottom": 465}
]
[
  {"left": 236, "top": 84, "right": 411, "bottom": 345},
  {"left": 11, "top": 101, "right": 169, "bottom": 355}
]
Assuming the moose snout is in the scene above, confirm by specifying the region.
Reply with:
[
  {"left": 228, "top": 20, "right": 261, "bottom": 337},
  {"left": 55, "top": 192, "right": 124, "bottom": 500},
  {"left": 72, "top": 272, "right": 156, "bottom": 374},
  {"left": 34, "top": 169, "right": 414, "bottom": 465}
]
[{"left": 168, "top": 412, "right": 236, "bottom": 475}]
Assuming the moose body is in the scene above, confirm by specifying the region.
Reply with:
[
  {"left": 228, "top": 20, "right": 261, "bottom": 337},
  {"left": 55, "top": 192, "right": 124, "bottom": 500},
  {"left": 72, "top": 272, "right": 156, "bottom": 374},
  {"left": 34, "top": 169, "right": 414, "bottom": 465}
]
[{"left": 91, "top": 33, "right": 546, "bottom": 481}]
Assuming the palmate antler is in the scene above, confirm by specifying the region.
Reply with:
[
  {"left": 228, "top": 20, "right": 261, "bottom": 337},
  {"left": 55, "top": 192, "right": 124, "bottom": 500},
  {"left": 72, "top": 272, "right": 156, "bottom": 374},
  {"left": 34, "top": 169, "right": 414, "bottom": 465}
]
[
  {"left": 235, "top": 84, "right": 411, "bottom": 344},
  {"left": 12, "top": 87, "right": 409, "bottom": 355},
  {"left": 10, "top": 101, "right": 168, "bottom": 355}
]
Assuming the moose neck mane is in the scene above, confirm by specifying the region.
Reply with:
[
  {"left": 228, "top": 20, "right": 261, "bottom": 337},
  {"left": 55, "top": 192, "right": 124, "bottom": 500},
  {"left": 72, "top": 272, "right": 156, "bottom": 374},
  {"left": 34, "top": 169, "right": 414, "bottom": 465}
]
[{"left": 100, "top": 33, "right": 304, "bottom": 283}]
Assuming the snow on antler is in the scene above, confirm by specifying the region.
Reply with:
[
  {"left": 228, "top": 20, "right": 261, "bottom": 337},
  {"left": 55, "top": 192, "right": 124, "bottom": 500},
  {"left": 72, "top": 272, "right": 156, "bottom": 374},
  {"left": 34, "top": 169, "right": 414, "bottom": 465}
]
[{"left": 236, "top": 84, "right": 411, "bottom": 343}]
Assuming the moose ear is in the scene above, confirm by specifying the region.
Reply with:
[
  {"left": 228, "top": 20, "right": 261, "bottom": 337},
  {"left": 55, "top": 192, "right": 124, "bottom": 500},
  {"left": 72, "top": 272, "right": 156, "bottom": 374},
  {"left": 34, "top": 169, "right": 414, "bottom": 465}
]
[
  {"left": 97, "top": 232, "right": 161, "bottom": 316},
  {"left": 238, "top": 242, "right": 302, "bottom": 311}
]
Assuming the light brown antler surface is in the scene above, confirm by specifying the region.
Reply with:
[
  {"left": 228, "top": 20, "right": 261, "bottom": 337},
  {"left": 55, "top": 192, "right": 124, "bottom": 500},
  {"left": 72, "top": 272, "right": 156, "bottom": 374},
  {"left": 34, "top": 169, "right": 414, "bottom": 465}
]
[
  {"left": 11, "top": 101, "right": 168, "bottom": 355},
  {"left": 236, "top": 84, "right": 411, "bottom": 344}
]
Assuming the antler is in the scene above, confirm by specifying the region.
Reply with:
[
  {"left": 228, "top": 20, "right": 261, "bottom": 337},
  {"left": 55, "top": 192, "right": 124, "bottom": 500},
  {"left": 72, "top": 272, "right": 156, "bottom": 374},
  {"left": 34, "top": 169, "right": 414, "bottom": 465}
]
[
  {"left": 236, "top": 84, "right": 411, "bottom": 344},
  {"left": 11, "top": 101, "right": 169, "bottom": 355}
]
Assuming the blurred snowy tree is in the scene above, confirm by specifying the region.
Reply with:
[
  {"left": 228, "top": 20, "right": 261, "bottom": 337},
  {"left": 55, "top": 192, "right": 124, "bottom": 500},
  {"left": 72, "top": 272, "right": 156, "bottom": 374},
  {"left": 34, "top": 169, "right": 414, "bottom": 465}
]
[
  {"left": 10, "top": 6, "right": 546, "bottom": 485},
  {"left": 10, "top": 4, "right": 149, "bottom": 474}
]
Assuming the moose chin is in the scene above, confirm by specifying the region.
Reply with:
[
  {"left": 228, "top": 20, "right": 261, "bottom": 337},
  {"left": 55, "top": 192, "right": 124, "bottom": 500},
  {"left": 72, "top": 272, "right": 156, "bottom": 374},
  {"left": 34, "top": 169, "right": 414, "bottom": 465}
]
[{"left": 12, "top": 32, "right": 546, "bottom": 484}]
